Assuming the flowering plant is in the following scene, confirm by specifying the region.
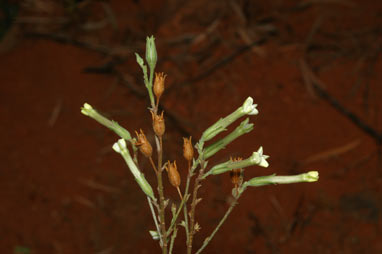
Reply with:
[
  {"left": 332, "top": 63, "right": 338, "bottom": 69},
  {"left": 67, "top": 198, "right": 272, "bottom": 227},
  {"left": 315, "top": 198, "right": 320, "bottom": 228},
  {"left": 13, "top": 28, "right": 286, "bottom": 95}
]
[{"left": 81, "top": 36, "right": 318, "bottom": 254}]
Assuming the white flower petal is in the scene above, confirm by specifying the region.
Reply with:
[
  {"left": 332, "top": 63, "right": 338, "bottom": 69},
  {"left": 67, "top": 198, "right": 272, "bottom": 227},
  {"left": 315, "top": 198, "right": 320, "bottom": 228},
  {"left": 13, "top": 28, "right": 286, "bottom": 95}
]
[
  {"left": 112, "top": 139, "right": 126, "bottom": 153},
  {"left": 84, "top": 103, "right": 93, "bottom": 110},
  {"left": 259, "top": 156, "right": 269, "bottom": 167},
  {"left": 242, "top": 97, "right": 259, "bottom": 115}
]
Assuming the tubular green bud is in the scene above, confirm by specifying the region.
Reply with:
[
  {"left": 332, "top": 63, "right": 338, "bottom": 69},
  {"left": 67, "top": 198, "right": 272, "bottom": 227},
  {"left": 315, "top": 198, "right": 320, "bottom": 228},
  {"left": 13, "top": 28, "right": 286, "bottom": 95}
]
[
  {"left": 146, "top": 35, "right": 157, "bottom": 70},
  {"left": 244, "top": 171, "right": 319, "bottom": 188},
  {"left": 81, "top": 103, "right": 132, "bottom": 141},
  {"left": 112, "top": 139, "right": 155, "bottom": 200},
  {"left": 203, "top": 118, "right": 254, "bottom": 159},
  {"left": 203, "top": 146, "right": 269, "bottom": 178},
  {"left": 201, "top": 97, "right": 258, "bottom": 142}
]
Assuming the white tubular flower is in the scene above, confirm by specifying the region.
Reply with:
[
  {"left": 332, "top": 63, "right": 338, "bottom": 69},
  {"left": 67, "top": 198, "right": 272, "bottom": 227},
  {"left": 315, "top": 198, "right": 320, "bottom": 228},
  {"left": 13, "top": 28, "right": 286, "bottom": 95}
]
[
  {"left": 242, "top": 97, "right": 258, "bottom": 115},
  {"left": 303, "top": 171, "right": 319, "bottom": 182},
  {"left": 112, "top": 138, "right": 155, "bottom": 200},
  {"left": 250, "top": 146, "right": 269, "bottom": 168},
  {"left": 112, "top": 139, "right": 127, "bottom": 153},
  {"left": 81, "top": 103, "right": 93, "bottom": 116}
]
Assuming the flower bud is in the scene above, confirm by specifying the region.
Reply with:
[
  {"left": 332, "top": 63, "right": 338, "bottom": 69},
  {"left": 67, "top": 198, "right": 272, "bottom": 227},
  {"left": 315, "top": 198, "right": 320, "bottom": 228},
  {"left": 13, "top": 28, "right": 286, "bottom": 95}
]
[
  {"left": 183, "top": 136, "right": 194, "bottom": 161},
  {"left": 81, "top": 103, "right": 133, "bottom": 141},
  {"left": 166, "top": 161, "right": 181, "bottom": 188},
  {"left": 204, "top": 118, "right": 253, "bottom": 159},
  {"left": 135, "top": 129, "right": 152, "bottom": 158},
  {"left": 154, "top": 72, "right": 166, "bottom": 102},
  {"left": 146, "top": 35, "right": 157, "bottom": 70},
  {"left": 244, "top": 171, "right": 319, "bottom": 188},
  {"left": 150, "top": 111, "right": 165, "bottom": 137},
  {"left": 112, "top": 139, "right": 155, "bottom": 200}
]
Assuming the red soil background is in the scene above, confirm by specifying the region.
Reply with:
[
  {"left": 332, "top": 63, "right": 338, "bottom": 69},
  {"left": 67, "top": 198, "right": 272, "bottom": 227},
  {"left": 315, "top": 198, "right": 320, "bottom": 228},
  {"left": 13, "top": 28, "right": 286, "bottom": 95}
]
[{"left": 1, "top": 0, "right": 381, "bottom": 253}]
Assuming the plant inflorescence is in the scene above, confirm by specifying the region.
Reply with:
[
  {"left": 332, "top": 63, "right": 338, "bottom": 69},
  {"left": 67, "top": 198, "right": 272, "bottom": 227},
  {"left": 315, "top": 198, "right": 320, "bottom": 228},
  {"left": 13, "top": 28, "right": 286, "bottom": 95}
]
[{"left": 81, "top": 36, "right": 319, "bottom": 254}]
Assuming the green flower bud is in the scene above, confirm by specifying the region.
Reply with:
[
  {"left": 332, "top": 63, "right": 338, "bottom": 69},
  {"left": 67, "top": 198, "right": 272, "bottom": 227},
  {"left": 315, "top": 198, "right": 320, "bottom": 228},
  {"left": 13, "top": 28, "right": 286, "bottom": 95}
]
[
  {"left": 203, "top": 118, "right": 253, "bottom": 159},
  {"left": 81, "top": 103, "right": 132, "bottom": 141},
  {"left": 244, "top": 171, "right": 319, "bottom": 187},
  {"left": 145, "top": 35, "right": 157, "bottom": 70},
  {"left": 112, "top": 139, "right": 155, "bottom": 200},
  {"left": 203, "top": 146, "right": 269, "bottom": 178},
  {"left": 201, "top": 97, "right": 258, "bottom": 142}
]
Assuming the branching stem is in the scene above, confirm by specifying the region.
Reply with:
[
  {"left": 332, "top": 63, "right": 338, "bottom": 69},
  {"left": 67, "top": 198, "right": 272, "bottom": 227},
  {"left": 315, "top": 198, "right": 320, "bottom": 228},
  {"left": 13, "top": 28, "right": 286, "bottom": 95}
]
[
  {"left": 155, "top": 132, "right": 167, "bottom": 253},
  {"left": 187, "top": 159, "right": 206, "bottom": 254},
  {"left": 195, "top": 189, "right": 245, "bottom": 254},
  {"left": 147, "top": 196, "right": 162, "bottom": 246}
]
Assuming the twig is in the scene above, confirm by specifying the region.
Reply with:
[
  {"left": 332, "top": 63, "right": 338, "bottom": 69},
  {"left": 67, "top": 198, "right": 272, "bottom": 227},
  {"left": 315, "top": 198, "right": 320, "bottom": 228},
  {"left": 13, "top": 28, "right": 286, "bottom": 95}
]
[
  {"left": 302, "top": 139, "right": 361, "bottom": 165},
  {"left": 147, "top": 196, "right": 163, "bottom": 247},
  {"left": 168, "top": 226, "right": 177, "bottom": 254},
  {"left": 48, "top": 99, "right": 63, "bottom": 127},
  {"left": 167, "top": 194, "right": 190, "bottom": 236},
  {"left": 24, "top": 32, "right": 122, "bottom": 56},
  {"left": 155, "top": 134, "right": 168, "bottom": 254},
  {"left": 78, "top": 178, "right": 118, "bottom": 193},
  {"left": 299, "top": 59, "right": 382, "bottom": 145},
  {"left": 149, "top": 157, "right": 159, "bottom": 174},
  {"left": 170, "top": 38, "right": 268, "bottom": 90},
  {"left": 187, "top": 159, "right": 207, "bottom": 254},
  {"left": 195, "top": 189, "right": 245, "bottom": 254}
]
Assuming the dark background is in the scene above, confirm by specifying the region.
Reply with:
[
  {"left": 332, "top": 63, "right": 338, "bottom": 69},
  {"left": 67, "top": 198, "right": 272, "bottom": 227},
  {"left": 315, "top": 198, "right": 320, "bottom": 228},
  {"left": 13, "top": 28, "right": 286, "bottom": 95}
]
[{"left": 1, "top": 0, "right": 381, "bottom": 253}]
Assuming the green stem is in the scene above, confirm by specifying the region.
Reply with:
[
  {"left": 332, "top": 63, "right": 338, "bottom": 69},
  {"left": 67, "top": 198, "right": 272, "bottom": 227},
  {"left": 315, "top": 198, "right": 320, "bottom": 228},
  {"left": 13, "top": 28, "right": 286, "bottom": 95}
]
[
  {"left": 148, "top": 64, "right": 155, "bottom": 109},
  {"left": 169, "top": 226, "right": 177, "bottom": 254},
  {"left": 194, "top": 188, "right": 246, "bottom": 254},
  {"left": 167, "top": 194, "right": 189, "bottom": 236},
  {"left": 187, "top": 159, "right": 206, "bottom": 254},
  {"left": 156, "top": 135, "right": 167, "bottom": 254},
  {"left": 182, "top": 160, "right": 192, "bottom": 239},
  {"left": 147, "top": 196, "right": 163, "bottom": 246}
]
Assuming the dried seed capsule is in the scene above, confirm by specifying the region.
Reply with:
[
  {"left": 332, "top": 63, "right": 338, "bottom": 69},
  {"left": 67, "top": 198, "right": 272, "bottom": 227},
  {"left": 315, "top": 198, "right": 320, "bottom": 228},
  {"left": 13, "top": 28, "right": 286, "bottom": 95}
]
[
  {"left": 166, "top": 161, "right": 181, "bottom": 188},
  {"left": 166, "top": 161, "right": 182, "bottom": 199},
  {"left": 151, "top": 111, "right": 165, "bottom": 137},
  {"left": 135, "top": 129, "right": 152, "bottom": 158},
  {"left": 229, "top": 157, "right": 243, "bottom": 188},
  {"left": 154, "top": 72, "right": 166, "bottom": 102},
  {"left": 183, "top": 136, "right": 194, "bottom": 161}
]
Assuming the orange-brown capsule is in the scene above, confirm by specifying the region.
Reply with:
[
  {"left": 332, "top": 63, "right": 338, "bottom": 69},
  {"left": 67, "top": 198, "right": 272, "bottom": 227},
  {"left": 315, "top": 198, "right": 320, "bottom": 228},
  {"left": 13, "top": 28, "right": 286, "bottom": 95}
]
[
  {"left": 154, "top": 72, "right": 166, "bottom": 102},
  {"left": 183, "top": 136, "right": 194, "bottom": 161},
  {"left": 135, "top": 129, "right": 152, "bottom": 158},
  {"left": 229, "top": 157, "right": 243, "bottom": 188},
  {"left": 166, "top": 161, "right": 181, "bottom": 188},
  {"left": 151, "top": 111, "right": 165, "bottom": 137}
]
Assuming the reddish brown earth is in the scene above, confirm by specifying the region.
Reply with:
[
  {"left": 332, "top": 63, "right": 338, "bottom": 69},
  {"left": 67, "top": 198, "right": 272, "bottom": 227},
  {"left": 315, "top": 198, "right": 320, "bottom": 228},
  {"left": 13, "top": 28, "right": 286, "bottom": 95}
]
[{"left": 1, "top": 1, "right": 382, "bottom": 253}]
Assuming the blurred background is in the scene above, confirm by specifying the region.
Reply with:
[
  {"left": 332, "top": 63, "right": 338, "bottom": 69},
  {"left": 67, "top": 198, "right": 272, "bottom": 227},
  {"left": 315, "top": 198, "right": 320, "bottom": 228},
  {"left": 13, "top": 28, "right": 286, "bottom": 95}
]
[{"left": 1, "top": 0, "right": 381, "bottom": 253}]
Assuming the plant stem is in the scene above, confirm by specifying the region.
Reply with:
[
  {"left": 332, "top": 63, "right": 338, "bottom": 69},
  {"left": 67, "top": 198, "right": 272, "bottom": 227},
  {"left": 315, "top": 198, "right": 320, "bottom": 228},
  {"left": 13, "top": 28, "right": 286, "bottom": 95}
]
[
  {"left": 148, "top": 66, "right": 155, "bottom": 109},
  {"left": 156, "top": 134, "right": 167, "bottom": 254},
  {"left": 169, "top": 225, "right": 177, "bottom": 254},
  {"left": 149, "top": 156, "right": 158, "bottom": 174},
  {"left": 187, "top": 159, "right": 206, "bottom": 254},
  {"left": 194, "top": 189, "right": 245, "bottom": 254},
  {"left": 182, "top": 160, "right": 193, "bottom": 241},
  {"left": 167, "top": 194, "right": 189, "bottom": 236},
  {"left": 147, "top": 196, "right": 163, "bottom": 246}
]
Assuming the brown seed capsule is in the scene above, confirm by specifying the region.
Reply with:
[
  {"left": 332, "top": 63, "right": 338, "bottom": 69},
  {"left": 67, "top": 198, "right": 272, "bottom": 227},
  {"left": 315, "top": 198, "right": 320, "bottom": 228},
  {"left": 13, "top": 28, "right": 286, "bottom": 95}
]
[
  {"left": 150, "top": 111, "right": 165, "bottom": 137},
  {"left": 183, "top": 136, "right": 194, "bottom": 161},
  {"left": 229, "top": 157, "right": 243, "bottom": 188},
  {"left": 135, "top": 129, "right": 152, "bottom": 158},
  {"left": 154, "top": 72, "right": 166, "bottom": 102},
  {"left": 166, "top": 161, "right": 181, "bottom": 188}
]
